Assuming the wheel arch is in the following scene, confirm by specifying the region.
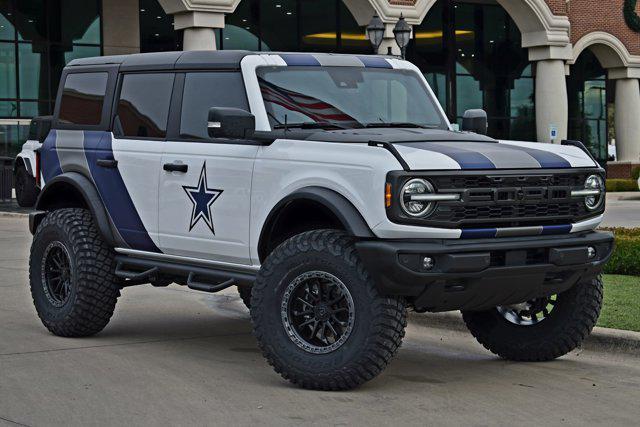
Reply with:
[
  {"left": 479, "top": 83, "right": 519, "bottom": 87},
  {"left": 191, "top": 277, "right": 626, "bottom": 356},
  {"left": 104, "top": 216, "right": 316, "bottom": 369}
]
[
  {"left": 257, "top": 186, "right": 374, "bottom": 262},
  {"left": 32, "top": 172, "right": 118, "bottom": 247}
]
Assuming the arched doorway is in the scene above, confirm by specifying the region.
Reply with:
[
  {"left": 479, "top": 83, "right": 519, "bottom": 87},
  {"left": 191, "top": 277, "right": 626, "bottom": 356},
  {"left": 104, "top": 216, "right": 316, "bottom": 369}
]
[{"left": 407, "top": 0, "right": 535, "bottom": 141}]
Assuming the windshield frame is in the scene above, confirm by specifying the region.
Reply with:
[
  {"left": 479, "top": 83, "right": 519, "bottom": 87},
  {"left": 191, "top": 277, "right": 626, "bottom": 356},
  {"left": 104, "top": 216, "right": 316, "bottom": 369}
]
[{"left": 254, "top": 64, "right": 450, "bottom": 132}]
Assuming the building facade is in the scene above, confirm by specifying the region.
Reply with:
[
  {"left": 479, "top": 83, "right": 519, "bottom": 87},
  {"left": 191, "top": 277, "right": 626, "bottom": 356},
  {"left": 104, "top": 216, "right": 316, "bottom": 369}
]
[{"left": 1, "top": 0, "right": 640, "bottom": 173}]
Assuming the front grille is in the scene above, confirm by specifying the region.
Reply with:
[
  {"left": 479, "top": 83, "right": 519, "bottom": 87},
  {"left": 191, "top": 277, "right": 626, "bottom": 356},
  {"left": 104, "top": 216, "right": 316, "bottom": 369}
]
[
  {"left": 429, "top": 171, "right": 595, "bottom": 228},
  {"left": 386, "top": 169, "right": 604, "bottom": 229}
]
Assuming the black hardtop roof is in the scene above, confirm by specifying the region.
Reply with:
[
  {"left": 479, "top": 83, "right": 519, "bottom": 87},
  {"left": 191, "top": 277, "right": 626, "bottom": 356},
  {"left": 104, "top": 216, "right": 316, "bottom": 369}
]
[
  {"left": 65, "top": 50, "right": 396, "bottom": 72},
  {"left": 66, "top": 50, "right": 255, "bottom": 71}
]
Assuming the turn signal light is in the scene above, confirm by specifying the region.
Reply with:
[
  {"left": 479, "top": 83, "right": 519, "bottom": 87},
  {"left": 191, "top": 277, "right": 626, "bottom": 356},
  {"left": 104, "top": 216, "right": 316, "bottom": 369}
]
[{"left": 385, "top": 183, "right": 392, "bottom": 208}]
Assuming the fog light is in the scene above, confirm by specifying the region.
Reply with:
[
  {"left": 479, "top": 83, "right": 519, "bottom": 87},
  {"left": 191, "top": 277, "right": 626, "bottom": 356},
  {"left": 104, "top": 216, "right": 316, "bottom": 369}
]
[
  {"left": 422, "top": 256, "right": 434, "bottom": 270},
  {"left": 587, "top": 246, "right": 596, "bottom": 259}
]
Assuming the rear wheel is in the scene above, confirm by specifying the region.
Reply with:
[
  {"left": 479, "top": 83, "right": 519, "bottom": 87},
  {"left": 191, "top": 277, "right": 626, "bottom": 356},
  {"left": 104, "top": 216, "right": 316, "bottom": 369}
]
[
  {"left": 15, "top": 165, "right": 38, "bottom": 207},
  {"left": 250, "top": 230, "right": 407, "bottom": 390},
  {"left": 462, "top": 277, "right": 603, "bottom": 361},
  {"left": 29, "top": 208, "right": 120, "bottom": 337}
]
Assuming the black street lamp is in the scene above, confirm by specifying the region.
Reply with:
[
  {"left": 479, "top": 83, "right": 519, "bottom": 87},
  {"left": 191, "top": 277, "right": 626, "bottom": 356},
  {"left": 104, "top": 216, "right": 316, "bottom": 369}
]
[
  {"left": 366, "top": 14, "right": 385, "bottom": 53},
  {"left": 393, "top": 13, "right": 411, "bottom": 59}
]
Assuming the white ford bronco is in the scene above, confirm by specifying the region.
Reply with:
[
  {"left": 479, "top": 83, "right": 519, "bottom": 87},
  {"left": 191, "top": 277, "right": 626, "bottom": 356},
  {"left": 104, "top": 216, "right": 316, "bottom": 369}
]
[{"left": 29, "top": 51, "right": 613, "bottom": 390}]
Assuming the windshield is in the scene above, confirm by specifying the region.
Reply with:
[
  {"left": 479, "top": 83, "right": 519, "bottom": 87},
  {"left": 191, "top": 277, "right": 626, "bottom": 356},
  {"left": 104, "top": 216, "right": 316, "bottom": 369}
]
[{"left": 256, "top": 66, "right": 448, "bottom": 130}]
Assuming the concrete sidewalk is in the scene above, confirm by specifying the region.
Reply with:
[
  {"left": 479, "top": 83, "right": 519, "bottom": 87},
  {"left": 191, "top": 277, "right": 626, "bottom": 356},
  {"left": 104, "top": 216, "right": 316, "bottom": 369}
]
[{"left": 1, "top": 216, "right": 640, "bottom": 426}]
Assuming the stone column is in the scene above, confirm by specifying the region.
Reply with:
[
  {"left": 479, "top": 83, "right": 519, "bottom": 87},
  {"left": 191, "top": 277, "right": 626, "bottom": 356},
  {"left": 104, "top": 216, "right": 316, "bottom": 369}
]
[
  {"left": 101, "top": 0, "right": 140, "bottom": 55},
  {"left": 157, "top": 0, "right": 240, "bottom": 51},
  {"left": 174, "top": 11, "right": 223, "bottom": 51},
  {"left": 614, "top": 78, "right": 640, "bottom": 162},
  {"left": 534, "top": 59, "right": 568, "bottom": 143}
]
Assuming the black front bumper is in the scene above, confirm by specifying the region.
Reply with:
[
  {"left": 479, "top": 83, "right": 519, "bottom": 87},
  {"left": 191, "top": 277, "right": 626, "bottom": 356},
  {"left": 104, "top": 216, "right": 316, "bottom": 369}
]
[{"left": 355, "top": 231, "right": 614, "bottom": 312}]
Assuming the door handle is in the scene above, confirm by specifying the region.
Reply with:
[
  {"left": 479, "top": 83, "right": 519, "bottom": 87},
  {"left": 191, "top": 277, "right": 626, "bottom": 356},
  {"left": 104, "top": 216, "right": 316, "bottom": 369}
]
[
  {"left": 163, "top": 162, "right": 188, "bottom": 173},
  {"left": 96, "top": 159, "right": 118, "bottom": 169}
]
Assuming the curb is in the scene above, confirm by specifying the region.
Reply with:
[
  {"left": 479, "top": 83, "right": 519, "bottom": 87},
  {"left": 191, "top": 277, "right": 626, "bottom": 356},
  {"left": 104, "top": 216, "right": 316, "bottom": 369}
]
[
  {"left": 409, "top": 311, "right": 640, "bottom": 356},
  {"left": 0, "top": 211, "right": 28, "bottom": 218}
]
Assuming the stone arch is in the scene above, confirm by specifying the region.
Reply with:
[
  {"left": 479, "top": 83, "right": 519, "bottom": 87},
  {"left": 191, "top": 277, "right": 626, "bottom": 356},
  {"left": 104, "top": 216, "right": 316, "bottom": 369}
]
[
  {"left": 342, "top": 0, "right": 376, "bottom": 26},
  {"left": 569, "top": 32, "right": 636, "bottom": 69},
  {"left": 367, "top": 0, "right": 569, "bottom": 48}
]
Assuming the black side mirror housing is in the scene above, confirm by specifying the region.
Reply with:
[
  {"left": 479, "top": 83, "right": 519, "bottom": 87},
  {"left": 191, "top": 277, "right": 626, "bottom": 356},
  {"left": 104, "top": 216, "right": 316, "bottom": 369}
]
[
  {"left": 461, "top": 109, "right": 488, "bottom": 135},
  {"left": 208, "top": 107, "right": 255, "bottom": 139}
]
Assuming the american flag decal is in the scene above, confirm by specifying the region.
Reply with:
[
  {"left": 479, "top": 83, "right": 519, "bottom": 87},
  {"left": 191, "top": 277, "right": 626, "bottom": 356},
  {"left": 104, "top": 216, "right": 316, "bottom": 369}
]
[{"left": 258, "top": 78, "right": 356, "bottom": 124}]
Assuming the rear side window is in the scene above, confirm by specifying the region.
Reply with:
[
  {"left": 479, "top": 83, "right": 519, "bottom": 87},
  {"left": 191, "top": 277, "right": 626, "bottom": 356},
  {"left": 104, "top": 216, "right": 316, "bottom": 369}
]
[
  {"left": 116, "top": 73, "right": 175, "bottom": 139},
  {"left": 58, "top": 72, "right": 108, "bottom": 125},
  {"left": 179, "top": 72, "right": 248, "bottom": 140}
]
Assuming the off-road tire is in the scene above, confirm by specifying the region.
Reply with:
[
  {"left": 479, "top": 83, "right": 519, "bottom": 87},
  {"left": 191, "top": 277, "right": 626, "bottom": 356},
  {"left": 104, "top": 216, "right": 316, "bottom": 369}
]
[
  {"left": 29, "top": 208, "right": 120, "bottom": 337},
  {"left": 15, "top": 165, "right": 38, "bottom": 207},
  {"left": 462, "top": 277, "right": 603, "bottom": 361},
  {"left": 250, "top": 229, "right": 407, "bottom": 391},
  {"left": 237, "top": 285, "right": 252, "bottom": 309}
]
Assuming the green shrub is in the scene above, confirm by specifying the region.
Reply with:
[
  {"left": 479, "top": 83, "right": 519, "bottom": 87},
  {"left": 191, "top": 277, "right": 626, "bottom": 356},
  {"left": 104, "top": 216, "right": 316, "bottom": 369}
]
[
  {"left": 632, "top": 167, "right": 640, "bottom": 181},
  {"left": 606, "top": 179, "right": 638, "bottom": 192},
  {"left": 601, "top": 228, "right": 640, "bottom": 276}
]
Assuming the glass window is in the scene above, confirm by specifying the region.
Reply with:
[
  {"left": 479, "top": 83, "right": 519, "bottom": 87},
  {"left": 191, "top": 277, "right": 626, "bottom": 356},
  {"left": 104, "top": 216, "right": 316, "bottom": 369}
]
[
  {"left": 58, "top": 72, "right": 108, "bottom": 125},
  {"left": 19, "top": 43, "right": 47, "bottom": 100},
  {"left": 0, "top": 1, "right": 14, "bottom": 40},
  {"left": 20, "top": 100, "right": 49, "bottom": 117},
  {"left": 260, "top": 0, "right": 297, "bottom": 51},
  {"left": 117, "top": 73, "right": 174, "bottom": 138},
  {"left": 180, "top": 72, "right": 248, "bottom": 140},
  {"left": 139, "top": 0, "right": 185, "bottom": 52},
  {"left": 300, "top": 0, "right": 337, "bottom": 52},
  {"left": 257, "top": 66, "right": 446, "bottom": 130},
  {"left": 223, "top": 0, "right": 259, "bottom": 50},
  {"left": 50, "top": 1, "right": 100, "bottom": 44},
  {"left": 0, "top": 41, "right": 16, "bottom": 98},
  {"left": 15, "top": 0, "right": 46, "bottom": 42},
  {"left": 338, "top": 2, "right": 369, "bottom": 53}
]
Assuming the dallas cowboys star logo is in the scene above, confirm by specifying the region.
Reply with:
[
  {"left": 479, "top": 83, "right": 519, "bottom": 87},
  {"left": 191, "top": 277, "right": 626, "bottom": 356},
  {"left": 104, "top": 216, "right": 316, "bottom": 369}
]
[{"left": 182, "top": 162, "right": 223, "bottom": 234}]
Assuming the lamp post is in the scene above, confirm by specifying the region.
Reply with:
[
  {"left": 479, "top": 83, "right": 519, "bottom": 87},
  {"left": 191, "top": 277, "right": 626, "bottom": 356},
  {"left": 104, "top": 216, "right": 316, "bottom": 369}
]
[
  {"left": 393, "top": 13, "right": 411, "bottom": 59},
  {"left": 366, "top": 14, "right": 385, "bottom": 53}
]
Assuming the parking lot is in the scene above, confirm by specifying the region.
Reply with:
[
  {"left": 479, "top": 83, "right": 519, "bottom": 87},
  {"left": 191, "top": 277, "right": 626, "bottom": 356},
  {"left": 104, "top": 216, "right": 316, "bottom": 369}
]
[{"left": 1, "top": 215, "right": 640, "bottom": 426}]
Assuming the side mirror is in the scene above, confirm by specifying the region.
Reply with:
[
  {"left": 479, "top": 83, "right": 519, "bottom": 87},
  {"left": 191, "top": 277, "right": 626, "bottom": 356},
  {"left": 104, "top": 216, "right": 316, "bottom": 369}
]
[
  {"left": 208, "top": 107, "right": 255, "bottom": 139},
  {"left": 461, "top": 109, "right": 488, "bottom": 135}
]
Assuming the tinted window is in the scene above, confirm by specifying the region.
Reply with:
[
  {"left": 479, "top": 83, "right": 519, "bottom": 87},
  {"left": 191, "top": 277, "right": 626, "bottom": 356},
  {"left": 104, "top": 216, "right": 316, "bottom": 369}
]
[
  {"left": 58, "top": 72, "right": 108, "bottom": 125},
  {"left": 117, "top": 73, "right": 175, "bottom": 138},
  {"left": 180, "top": 72, "right": 248, "bottom": 140}
]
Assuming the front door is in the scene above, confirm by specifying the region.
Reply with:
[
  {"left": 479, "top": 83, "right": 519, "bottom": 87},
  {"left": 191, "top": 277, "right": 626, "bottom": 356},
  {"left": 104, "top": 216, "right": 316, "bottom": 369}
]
[{"left": 158, "top": 71, "right": 257, "bottom": 265}]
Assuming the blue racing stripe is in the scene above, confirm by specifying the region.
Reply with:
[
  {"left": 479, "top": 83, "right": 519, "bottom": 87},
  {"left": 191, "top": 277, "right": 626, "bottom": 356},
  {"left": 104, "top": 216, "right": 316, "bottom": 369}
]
[
  {"left": 83, "top": 131, "right": 161, "bottom": 253},
  {"left": 279, "top": 53, "right": 321, "bottom": 66},
  {"left": 503, "top": 145, "right": 571, "bottom": 168},
  {"left": 461, "top": 228, "right": 497, "bottom": 239},
  {"left": 356, "top": 56, "right": 392, "bottom": 68},
  {"left": 541, "top": 224, "right": 572, "bottom": 235},
  {"left": 410, "top": 142, "right": 496, "bottom": 169}
]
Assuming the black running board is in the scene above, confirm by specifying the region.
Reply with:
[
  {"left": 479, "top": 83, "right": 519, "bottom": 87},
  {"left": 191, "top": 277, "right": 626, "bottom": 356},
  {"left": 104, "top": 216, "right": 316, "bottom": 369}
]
[{"left": 114, "top": 255, "right": 255, "bottom": 291}]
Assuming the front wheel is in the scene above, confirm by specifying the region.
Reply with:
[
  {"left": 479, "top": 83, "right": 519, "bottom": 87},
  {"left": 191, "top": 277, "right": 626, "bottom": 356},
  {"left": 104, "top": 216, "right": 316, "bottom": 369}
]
[
  {"left": 250, "top": 230, "right": 407, "bottom": 390},
  {"left": 462, "top": 276, "right": 603, "bottom": 361}
]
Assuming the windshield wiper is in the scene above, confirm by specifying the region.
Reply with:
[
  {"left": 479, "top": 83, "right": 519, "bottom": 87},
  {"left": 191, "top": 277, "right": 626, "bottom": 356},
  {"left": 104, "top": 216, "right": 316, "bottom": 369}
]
[
  {"left": 273, "top": 121, "right": 347, "bottom": 130},
  {"left": 363, "top": 122, "right": 436, "bottom": 129}
]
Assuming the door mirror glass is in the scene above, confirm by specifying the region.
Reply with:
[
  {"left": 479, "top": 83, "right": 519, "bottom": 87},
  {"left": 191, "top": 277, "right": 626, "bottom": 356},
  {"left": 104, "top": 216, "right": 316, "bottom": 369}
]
[
  {"left": 208, "top": 107, "right": 255, "bottom": 139},
  {"left": 461, "top": 109, "right": 488, "bottom": 135}
]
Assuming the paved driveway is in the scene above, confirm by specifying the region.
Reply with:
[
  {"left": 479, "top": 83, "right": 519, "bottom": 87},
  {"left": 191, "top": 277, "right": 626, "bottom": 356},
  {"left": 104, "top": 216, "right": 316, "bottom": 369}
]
[{"left": 1, "top": 216, "right": 640, "bottom": 426}]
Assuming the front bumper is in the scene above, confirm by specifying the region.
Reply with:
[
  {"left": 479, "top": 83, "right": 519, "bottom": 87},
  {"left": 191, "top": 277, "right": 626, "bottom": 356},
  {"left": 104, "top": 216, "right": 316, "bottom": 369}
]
[{"left": 355, "top": 231, "right": 614, "bottom": 312}]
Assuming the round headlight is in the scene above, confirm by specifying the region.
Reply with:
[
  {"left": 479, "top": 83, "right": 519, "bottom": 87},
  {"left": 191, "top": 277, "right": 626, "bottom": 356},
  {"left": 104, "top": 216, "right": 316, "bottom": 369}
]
[
  {"left": 400, "top": 178, "right": 436, "bottom": 217},
  {"left": 584, "top": 174, "right": 604, "bottom": 210}
]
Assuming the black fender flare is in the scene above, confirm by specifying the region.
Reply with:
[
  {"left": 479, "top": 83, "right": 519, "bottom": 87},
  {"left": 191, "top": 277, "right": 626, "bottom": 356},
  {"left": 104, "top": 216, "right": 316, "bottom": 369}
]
[
  {"left": 31, "top": 172, "right": 119, "bottom": 247},
  {"left": 258, "top": 186, "right": 374, "bottom": 259},
  {"left": 13, "top": 156, "right": 31, "bottom": 175}
]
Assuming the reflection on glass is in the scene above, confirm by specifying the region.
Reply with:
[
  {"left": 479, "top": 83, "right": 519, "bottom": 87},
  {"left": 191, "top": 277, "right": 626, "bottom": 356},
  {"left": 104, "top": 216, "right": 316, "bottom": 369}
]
[
  {"left": 0, "top": 41, "right": 16, "bottom": 98},
  {"left": 18, "top": 43, "right": 45, "bottom": 100},
  {"left": 0, "top": 2, "right": 14, "bottom": 40},
  {"left": 260, "top": 0, "right": 297, "bottom": 51},
  {"left": 0, "top": 100, "right": 17, "bottom": 117},
  {"left": 19, "top": 100, "right": 49, "bottom": 117},
  {"left": 338, "top": 2, "right": 369, "bottom": 53},
  {"left": 15, "top": 0, "right": 46, "bottom": 42},
  {"left": 456, "top": 73, "right": 481, "bottom": 116}
]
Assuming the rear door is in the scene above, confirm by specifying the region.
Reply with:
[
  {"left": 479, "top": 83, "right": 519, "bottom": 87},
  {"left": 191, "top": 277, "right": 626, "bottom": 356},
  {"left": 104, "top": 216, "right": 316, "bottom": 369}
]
[
  {"left": 109, "top": 71, "right": 176, "bottom": 252},
  {"left": 158, "top": 71, "right": 258, "bottom": 265}
]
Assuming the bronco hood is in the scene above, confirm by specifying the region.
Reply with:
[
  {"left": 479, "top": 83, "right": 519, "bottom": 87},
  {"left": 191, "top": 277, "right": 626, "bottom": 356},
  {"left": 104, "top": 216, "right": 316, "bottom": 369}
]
[{"left": 305, "top": 128, "right": 598, "bottom": 170}]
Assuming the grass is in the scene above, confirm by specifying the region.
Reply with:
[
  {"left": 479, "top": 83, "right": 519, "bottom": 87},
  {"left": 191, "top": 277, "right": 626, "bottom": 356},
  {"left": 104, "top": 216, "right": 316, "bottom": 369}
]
[{"left": 599, "top": 275, "right": 640, "bottom": 332}]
